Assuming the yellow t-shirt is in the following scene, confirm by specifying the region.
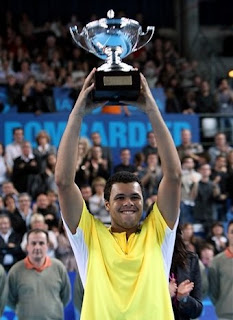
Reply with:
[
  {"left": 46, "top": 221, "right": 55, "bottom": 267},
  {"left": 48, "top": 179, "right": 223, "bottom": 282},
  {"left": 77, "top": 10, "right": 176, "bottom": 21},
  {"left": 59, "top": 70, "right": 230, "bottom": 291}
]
[{"left": 63, "top": 202, "right": 177, "bottom": 320}]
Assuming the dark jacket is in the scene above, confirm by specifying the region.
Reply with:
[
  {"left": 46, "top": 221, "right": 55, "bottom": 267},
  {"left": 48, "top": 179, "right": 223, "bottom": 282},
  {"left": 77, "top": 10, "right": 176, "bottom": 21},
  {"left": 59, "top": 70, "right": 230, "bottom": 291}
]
[{"left": 172, "top": 252, "right": 203, "bottom": 320}]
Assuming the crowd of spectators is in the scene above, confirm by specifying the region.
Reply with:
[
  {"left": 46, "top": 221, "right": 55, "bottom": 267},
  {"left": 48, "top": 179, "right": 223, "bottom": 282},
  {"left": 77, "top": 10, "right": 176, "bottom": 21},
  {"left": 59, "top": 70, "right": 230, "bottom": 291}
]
[{"left": 0, "top": 10, "right": 233, "bottom": 116}]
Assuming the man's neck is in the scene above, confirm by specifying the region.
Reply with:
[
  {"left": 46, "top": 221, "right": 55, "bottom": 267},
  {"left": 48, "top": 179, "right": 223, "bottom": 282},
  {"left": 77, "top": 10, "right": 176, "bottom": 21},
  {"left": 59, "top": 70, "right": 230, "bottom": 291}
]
[{"left": 28, "top": 257, "right": 46, "bottom": 268}]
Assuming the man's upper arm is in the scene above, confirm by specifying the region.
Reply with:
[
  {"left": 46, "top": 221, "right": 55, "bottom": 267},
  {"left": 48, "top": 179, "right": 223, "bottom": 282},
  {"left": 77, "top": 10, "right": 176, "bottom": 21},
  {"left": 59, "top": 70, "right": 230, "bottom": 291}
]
[
  {"left": 157, "top": 175, "right": 181, "bottom": 229},
  {"left": 58, "top": 183, "right": 83, "bottom": 234}
]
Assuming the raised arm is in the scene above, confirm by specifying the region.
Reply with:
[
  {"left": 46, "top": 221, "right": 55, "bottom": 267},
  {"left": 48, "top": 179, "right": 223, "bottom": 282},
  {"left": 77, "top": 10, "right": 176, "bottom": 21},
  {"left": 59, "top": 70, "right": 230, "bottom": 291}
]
[
  {"left": 55, "top": 69, "right": 96, "bottom": 233},
  {"left": 135, "top": 74, "right": 181, "bottom": 228}
]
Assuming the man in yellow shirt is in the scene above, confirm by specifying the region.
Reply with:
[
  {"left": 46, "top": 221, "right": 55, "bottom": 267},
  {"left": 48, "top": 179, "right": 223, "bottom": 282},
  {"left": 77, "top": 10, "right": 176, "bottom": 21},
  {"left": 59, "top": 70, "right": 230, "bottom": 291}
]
[{"left": 55, "top": 69, "right": 181, "bottom": 320}]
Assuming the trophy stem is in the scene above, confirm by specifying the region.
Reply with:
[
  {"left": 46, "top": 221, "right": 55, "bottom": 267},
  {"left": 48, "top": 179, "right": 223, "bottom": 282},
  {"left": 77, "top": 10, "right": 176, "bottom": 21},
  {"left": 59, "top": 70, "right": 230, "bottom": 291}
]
[{"left": 97, "top": 46, "right": 134, "bottom": 71}]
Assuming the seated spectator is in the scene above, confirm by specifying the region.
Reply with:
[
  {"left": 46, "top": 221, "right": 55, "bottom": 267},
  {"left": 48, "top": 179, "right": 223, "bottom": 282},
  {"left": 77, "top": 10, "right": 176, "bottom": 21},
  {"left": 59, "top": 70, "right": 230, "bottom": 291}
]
[
  {"left": 0, "top": 213, "right": 25, "bottom": 272},
  {"left": 32, "top": 192, "right": 58, "bottom": 228},
  {"left": 21, "top": 213, "right": 58, "bottom": 258},
  {"left": 5, "top": 127, "right": 24, "bottom": 173}
]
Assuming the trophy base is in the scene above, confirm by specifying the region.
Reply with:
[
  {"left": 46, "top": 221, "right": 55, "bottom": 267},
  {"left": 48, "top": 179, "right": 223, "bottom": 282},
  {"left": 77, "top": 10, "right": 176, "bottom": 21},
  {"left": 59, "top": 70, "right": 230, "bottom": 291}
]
[{"left": 93, "top": 70, "right": 140, "bottom": 102}]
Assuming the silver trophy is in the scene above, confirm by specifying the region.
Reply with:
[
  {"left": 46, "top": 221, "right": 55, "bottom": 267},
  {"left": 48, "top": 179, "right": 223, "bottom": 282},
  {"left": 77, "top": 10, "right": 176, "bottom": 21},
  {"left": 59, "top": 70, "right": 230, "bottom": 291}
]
[{"left": 70, "top": 10, "right": 155, "bottom": 101}]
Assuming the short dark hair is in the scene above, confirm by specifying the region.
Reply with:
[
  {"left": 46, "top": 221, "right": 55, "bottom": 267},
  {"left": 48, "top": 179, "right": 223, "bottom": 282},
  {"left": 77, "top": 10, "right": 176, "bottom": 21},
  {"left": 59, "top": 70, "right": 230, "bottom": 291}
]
[
  {"left": 27, "top": 228, "right": 49, "bottom": 243},
  {"left": 104, "top": 171, "right": 143, "bottom": 201}
]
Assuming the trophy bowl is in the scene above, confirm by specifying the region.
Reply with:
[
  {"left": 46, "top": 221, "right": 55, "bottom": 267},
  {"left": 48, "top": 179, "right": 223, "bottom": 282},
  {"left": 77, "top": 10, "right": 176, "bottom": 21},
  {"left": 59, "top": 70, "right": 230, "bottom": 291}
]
[{"left": 70, "top": 10, "right": 155, "bottom": 101}]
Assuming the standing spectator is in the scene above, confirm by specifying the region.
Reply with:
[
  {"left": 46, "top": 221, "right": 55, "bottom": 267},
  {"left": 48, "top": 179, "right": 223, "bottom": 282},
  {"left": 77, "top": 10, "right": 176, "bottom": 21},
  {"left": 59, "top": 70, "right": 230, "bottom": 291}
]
[
  {"left": 208, "top": 132, "right": 232, "bottom": 167},
  {"left": 7, "top": 228, "right": 71, "bottom": 320},
  {"left": 141, "top": 131, "right": 158, "bottom": 158},
  {"left": 193, "top": 164, "right": 220, "bottom": 232},
  {"left": 5, "top": 127, "right": 24, "bottom": 172},
  {"left": 0, "top": 263, "right": 7, "bottom": 316},
  {"left": 90, "top": 132, "right": 112, "bottom": 172},
  {"left": 177, "top": 129, "right": 203, "bottom": 164},
  {"left": 180, "top": 156, "right": 201, "bottom": 224},
  {"left": 33, "top": 130, "right": 56, "bottom": 171},
  {"left": 113, "top": 148, "right": 136, "bottom": 173},
  {"left": 169, "top": 227, "right": 203, "bottom": 320},
  {"left": 210, "top": 155, "right": 228, "bottom": 221},
  {"left": 77, "top": 145, "right": 110, "bottom": 186},
  {"left": 0, "top": 214, "right": 25, "bottom": 272},
  {"left": 138, "top": 152, "right": 162, "bottom": 209},
  {"left": 208, "top": 220, "right": 233, "bottom": 320},
  {"left": 12, "top": 141, "right": 41, "bottom": 194},
  {"left": 196, "top": 80, "right": 218, "bottom": 113}
]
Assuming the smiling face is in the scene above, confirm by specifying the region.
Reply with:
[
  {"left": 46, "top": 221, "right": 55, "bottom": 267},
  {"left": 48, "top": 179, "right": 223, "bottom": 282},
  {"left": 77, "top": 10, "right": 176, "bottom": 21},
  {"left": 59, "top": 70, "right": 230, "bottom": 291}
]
[{"left": 105, "top": 182, "right": 143, "bottom": 235}]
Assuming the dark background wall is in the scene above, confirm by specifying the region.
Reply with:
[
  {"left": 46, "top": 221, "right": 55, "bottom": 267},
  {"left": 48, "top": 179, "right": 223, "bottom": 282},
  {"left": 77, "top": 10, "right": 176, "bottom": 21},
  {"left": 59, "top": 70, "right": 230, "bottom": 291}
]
[{"left": 1, "top": 0, "right": 233, "bottom": 28}]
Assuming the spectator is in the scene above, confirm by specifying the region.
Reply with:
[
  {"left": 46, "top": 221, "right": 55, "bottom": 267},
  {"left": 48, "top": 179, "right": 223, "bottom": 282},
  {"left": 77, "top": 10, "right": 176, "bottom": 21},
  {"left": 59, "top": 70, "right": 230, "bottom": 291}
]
[
  {"left": 21, "top": 213, "right": 58, "bottom": 258},
  {"left": 138, "top": 152, "right": 162, "bottom": 208},
  {"left": 12, "top": 141, "right": 41, "bottom": 194},
  {"left": 90, "top": 132, "right": 112, "bottom": 172},
  {"left": 55, "top": 220, "right": 78, "bottom": 272},
  {"left": 169, "top": 227, "right": 203, "bottom": 320},
  {"left": 193, "top": 164, "right": 220, "bottom": 232},
  {"left": 17, "top": 192, "right": 33, "bottom": 230},
  {"left": 199, "top": 242, "right": 215, "bottom": 268},
  {"left": 7, "top": 228, "right": 71, "bottom": 320},
  {"left": 210, "top": 155, "right": 228, "bottom": 221},
  {"left": 3, "top": 194, "right": 26, "bottom": 238},
  {"left": 177, "top": 129, "right": 204, "bottom": 164},
  {"left": 33, "top": 130, "right": 57, "bottom": 171},
  {"left": 0, "top": 213, "right": 25, "bottom": 272},
  {"left": 196, "top": 80, "right": 218, "bottom": 113},
  {"left": 208, "top": 220, "right": 233, "bottom": 320},
  {"left": 207, "top": 221, "right": 228, "bottom": 255},
  {"left": 89, "top": 177, "right": 110, "bottom": 225},
  {"left": 32, "top": 193, "right": 58, "bottom": 228},
  {"left": 141, "top": 131, "right": 158, "bottom": 159},
  {"left": 181, "top": 223, "right": 204, "bottom": 255},
  {"left": 208, "top": 132, "right": 232, "bottom": 167},
  {"left": 113, "top": 148, "right": 137, "bottom": 173},
  {"left": 5, "top": 127, "right": 24, "bottom": 172},
  {"left": 180, "top": 156, "right": 201, "bottom": 224}
]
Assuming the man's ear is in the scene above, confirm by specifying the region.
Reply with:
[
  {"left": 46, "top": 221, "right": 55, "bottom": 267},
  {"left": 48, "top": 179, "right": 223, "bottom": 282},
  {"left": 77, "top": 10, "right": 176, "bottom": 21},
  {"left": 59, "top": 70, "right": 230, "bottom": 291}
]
[{"left": 105, "top": 201, "right": 110, "bottom": 211}]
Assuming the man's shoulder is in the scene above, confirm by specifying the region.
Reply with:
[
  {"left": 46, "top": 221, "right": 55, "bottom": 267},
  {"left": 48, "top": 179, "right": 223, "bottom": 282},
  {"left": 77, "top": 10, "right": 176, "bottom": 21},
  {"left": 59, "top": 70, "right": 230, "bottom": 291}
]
[
  {"left": 8, "top": 260, "right": 25, "bottom": 274},
  {"left": 50, "top": 258, "right": 67, "bottom": 270}
]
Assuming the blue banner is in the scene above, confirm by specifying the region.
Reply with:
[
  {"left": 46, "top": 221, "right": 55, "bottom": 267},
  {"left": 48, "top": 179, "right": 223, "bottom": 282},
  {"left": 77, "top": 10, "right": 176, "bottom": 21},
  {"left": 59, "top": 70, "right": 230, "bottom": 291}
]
[{"left": 0, "top": 112, "right": 199, "bottom": 165}]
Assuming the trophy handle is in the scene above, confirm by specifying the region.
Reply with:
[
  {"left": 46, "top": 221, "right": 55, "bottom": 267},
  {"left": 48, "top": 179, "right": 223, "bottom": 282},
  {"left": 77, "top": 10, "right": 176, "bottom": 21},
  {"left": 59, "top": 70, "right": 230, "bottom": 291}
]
[
  {"left": 133, "top": 26, "right": 155, "bottom": 52},
  {"left": 70, "top": 26, "right": 95, "bottom": 54}
]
